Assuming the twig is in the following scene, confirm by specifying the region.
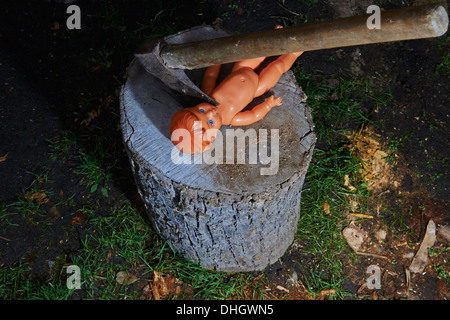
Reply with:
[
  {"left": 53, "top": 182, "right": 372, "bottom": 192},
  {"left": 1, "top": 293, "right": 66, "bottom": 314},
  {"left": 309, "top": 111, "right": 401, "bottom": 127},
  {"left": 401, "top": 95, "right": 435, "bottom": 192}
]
[
  {"left": 0, "top": 235, "right": 12, "bottom": 241},
  {"left": 277, "top": 2, "right": 300, "bottom": 16},
  {"left": 404, "top": 266, "right": 411, "bottom": 291},
  {"left": 356, "top": 251, "right": 389, "bottom": 260},
  {"left": 270, "top": 16, "right": 294, "bottom": 22},
  {"left": 349, "top": 212, "right": 374, "bottom": 219}
]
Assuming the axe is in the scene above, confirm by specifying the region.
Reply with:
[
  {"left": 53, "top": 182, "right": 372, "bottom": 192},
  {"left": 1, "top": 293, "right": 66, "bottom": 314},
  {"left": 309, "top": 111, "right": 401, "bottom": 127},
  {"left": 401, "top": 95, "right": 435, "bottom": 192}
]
[{"left": 135, "top": 5, "right": 448, "bottom": 102}]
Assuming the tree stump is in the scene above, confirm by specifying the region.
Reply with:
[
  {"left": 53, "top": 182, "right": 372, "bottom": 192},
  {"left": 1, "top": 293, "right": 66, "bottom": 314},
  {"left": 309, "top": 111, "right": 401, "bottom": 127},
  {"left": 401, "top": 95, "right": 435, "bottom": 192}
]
[{"left": 120, "top": 26, "right": 316, "bottom": 271}]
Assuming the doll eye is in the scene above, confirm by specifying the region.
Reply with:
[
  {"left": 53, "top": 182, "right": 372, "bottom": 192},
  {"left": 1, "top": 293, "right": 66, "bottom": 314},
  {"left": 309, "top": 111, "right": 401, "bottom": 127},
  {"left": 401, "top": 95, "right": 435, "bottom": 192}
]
[
  {"left": 209, "top": 120, "right": 214, "bottom": 125},
  {"left": 200, "top": 109, "right": 205, "bottom": 113}
]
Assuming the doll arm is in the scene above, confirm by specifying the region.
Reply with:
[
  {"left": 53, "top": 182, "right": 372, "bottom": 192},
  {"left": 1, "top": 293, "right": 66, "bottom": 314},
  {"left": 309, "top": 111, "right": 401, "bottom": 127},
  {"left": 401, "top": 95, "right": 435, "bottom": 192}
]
[
  {"left": 201, "top": 64, "right": 221, "bottom": 96},
  {"left": 230, "top": 95, "right": 282, "bottom": 126}
]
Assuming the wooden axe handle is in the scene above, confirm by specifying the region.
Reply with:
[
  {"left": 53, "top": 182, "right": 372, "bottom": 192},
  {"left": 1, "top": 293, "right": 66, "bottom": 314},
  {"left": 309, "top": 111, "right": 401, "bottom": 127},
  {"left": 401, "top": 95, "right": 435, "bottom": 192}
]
[{"left": 160, "top": 5, "right": 448, "bottom": 70}]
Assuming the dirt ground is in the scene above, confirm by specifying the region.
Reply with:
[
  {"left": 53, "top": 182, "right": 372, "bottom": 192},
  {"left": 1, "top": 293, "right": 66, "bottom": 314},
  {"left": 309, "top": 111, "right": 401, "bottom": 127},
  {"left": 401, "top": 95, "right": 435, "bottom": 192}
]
[{"left": 0, "top": 0, "right": 449, "bottom": 300}]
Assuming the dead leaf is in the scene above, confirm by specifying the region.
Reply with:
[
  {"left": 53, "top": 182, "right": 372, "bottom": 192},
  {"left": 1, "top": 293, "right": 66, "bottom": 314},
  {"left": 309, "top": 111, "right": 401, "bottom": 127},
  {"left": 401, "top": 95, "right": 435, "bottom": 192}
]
[
  {"left": 376, "top": 228, "right": 387, "bottom": 242},
  {"left": 344, "top": 174, "right": 350, "bottom": 186},
  {"left": 106, "top": 249, "right": 112, "bottom": 263},
  {"left": 151, "top": 271, "right": 192, "bottom": 300},
  {"left": 71, "top": 211, "right": 86, "bottom": 225},
  {"left": 116, "top": 271, "right": 139, "bottom": 285},
  {"left": 343, "top": 221, "right": 366, "bottom": 252},
  {"left": 323, "top": 202, "right": 330, "bottom": 214},
  {"left": 25, "top": 191, "right": 49, "bottom": 204},
  {"left": 80, "top": 110, "right": 98, "bottom": 126},
  {"left": 0, "top": 153, "right": 8, "bottom": 162},
  {"left": 90, "top": 66, "right": 101, "bottom": 72},
  {"left": 349, "top": 199, "right": 359, "bottom": 211},
  {"left": 276, "top": 285, "right": 290, "bottom": 293},
  {"left": 410, "top": 220, "right": 436, "bottom": 273},
  {"left": 50, "top": 22, "right": 60, "bottom": 31},
  {"left": 79, "top": 96, "right": 114, "bottom": 126},
  {"left": 318, "top": 289, "right": 336, "bottom": 300},
  {"left": 344, "top": 174, "right": 356, "bottom": 191}
]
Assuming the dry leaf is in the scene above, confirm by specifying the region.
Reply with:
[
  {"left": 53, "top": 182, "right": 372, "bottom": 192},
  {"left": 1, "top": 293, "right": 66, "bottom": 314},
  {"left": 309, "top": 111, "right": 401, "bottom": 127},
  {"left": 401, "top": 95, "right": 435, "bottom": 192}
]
[
  {"left": 106, "top": 249, "right": 112, "bottom": 263},
  {"left": 80, "top": 96, "right": 114, "bottom": 126},
  {"left": 344, "top": 175, "right": 356, "bottom": 191},
  {"left": 343, "top": 221, "right": 366, "bottom": 252},
  {"left": 50, "top": 22, "right": 60, "bottom": 31},
  {"left": 71, "top": 212, "right": 86, "bottom": 225},
  {"left": 318, "top": 289, "right": 336, "bottom": 300},
  {"left": 116, "top": 271, "right": 139, "bottom": 285},
  {"left": 26, "top": 191, "right": 49, "bottom": 204},
  {"left": 323, "top": 202, "right": 330, "bottom": 214},
  {"left": 276, "top": 285, "right": 290, "bottom": 293},
  {"left": 80, "top": 110, "right": 98, "bottom": 126},
  {"left": 151, "top": 271, "right": 192, "bottom": 300},
  {"left": 344, "top": 174, "right": 350, "bottom": 186},
  {"left": 0, "top": 153, "right": 8, "bottom": 162}
]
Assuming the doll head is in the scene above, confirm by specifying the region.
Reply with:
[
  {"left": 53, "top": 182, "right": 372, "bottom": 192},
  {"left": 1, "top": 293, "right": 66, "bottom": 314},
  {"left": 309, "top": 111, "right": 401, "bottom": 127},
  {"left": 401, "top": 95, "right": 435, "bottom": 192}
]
[{"left": 169, "top": 103, "right": 222, "bottom": 154}]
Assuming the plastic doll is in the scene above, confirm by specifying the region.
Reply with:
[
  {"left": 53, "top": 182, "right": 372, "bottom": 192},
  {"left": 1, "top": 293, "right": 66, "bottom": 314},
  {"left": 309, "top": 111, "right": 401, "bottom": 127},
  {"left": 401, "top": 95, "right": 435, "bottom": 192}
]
[{"left": 170, "top": 27, "right": 303, "bottom": 154}]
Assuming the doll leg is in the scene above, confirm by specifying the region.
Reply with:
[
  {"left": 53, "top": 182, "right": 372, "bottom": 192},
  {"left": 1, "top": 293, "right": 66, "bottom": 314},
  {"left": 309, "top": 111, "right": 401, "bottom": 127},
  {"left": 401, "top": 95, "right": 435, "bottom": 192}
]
[
  {"left": 201, "top": 64, "right": 221, "bottom": 96},
  {"left": 232, "top": 25, "right": 287, "bottom": 73},
  {"left": 254, "top": 51, "right": 303, "bottom": 97}
]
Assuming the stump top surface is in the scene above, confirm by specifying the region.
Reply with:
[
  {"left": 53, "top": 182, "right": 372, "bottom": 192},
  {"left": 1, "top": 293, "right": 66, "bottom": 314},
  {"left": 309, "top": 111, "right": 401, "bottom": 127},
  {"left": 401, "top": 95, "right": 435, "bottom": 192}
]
[{"left": 121, "top": 26, "right": 315, "bottom": 195}]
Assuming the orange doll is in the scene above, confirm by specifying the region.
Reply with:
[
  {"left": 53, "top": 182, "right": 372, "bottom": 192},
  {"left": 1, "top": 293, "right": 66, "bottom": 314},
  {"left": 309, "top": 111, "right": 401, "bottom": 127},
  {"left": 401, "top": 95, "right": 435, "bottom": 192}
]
[{"left": 170, "top": 27, "right": 303, "bottom": 154}]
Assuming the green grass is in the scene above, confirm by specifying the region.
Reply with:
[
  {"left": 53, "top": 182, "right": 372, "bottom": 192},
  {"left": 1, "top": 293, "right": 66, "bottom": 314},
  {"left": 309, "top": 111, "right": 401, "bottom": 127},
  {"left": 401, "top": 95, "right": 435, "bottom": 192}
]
[
  {"left": 77, "top": 200, "right": 260, "bottom": 299},
  {"left": 295, "top": 67, "right": 368, "bottom": 144},
  {"left": 0, "top": 197, "right": 260, "bottom": 299},
  {"left": 296, "top": 146, "right": 367, "bottom": 298},
  {"left": 47, "top": 131, "right": 77, "bottom": 160},
  {"left": 75, "top": 136, "right": 116, "bottom": 197},
  {"left": 88, "top": 46, "right": 114, "bottom": 69},
  {"left": 101, "top": 2, "right": 126, "bottom": 31},
  {"left": 49, "top": 130, "right": 116, "bottom": 197},
  {"left": 293, "top": 66, "right": 378, "bottom": 298},
  {"left": 435, "top": 53, "right": 450, "bottom": 76},
  {"left": 133, "top": 0, "right": 179, "bottom": 40}
]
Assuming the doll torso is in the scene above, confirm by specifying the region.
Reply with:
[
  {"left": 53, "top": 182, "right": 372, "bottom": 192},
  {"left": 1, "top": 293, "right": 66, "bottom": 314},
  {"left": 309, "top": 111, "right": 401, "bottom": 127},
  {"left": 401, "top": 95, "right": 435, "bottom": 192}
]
[{"left": 210, "top": 67, "right": 259, "bottom": 125}]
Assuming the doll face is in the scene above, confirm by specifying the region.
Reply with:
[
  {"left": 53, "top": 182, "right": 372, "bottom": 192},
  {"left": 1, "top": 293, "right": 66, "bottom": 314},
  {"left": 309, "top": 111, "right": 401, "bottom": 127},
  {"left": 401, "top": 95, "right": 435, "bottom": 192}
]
[{"left": 190, "top": 103, "right": 222, "bottom": 143}]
